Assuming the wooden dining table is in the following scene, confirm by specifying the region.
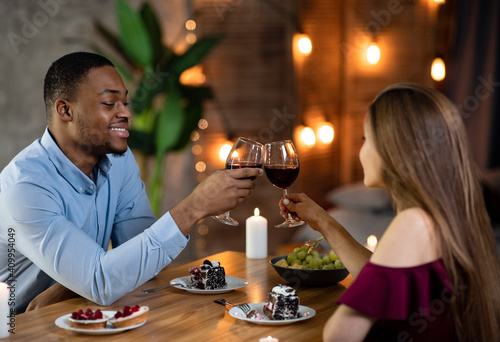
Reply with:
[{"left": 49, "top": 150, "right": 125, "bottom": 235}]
[{"left": 9, "top": 251, "right": 353, "bottom": 341}]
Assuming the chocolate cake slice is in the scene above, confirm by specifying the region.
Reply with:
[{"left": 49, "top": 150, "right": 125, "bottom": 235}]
[
  {"left": 263, "top": 285, "right": 300, "bottom": 320},
  {"left": 189, "top": 260, "right": 227, "bottom": 290}
]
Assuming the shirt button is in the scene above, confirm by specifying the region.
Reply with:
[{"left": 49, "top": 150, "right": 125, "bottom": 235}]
[
  {"left": 90, "top": 185, "right": 94, "bottom": 189},
  {"left": 79, "top": 187, "right": 83, "bottom": 191},
  {"left": 179, "top": 247, "right": 184, "bottom": 252},
  {"left": 154, "top": 272, "right": 158, "bottom": 276}
]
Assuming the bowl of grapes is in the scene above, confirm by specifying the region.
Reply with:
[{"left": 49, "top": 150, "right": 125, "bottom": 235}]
[{"left": 270, "top": 241, "right": 350, "bottom": 286}]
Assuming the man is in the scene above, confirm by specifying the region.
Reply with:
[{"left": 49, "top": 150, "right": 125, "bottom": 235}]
[{"left": 0, "top": 52, "right": 262, "bottom": 313}]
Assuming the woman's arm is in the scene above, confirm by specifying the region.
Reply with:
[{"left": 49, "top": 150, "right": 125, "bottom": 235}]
[
  {"left": 281, "top": 193, "right": 372, "bottom": 278},
  {"left": 322, "top": 208, "right": 437, "bottom": 341},
  {"left": 323, "top": 305, "right": 376, "bottom": 342}
]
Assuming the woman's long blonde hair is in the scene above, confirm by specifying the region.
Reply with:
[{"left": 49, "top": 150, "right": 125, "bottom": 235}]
[{"left": 368, "top": 83, "right": 500, "bottom": 341}]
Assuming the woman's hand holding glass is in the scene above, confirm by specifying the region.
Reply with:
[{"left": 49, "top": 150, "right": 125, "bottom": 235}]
[{"left": 264, "top": 140, "right": 304, "bottom": 228}]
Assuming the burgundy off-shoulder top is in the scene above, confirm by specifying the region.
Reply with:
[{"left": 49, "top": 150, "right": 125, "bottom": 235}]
[{"left": 337, "top": 259, "right": 458, "bottom": 341}]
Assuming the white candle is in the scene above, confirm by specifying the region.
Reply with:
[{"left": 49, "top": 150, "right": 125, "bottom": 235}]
[
  {"left": 246, "top": 208, "right": 268, "bottom": 259},
  {"left": 259, "top": 336, "right": 279, "bottom": 342},
  {"left": 0, "top": 282, "right": 9, "bottom": 338}
]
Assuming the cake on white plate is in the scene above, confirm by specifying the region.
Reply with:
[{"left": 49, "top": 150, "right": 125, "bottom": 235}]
[
  {"left": 189, "top": 260, "right": 227, "bottom": 290},
  {"left": 68, "top": 308, "right": 109, "bottom": 330},
  {"left": 263, "top": 285, "right": 301, "bottom": 320},
  {"left": 109, "top": 305, "right": 149, "bottom": 328}
]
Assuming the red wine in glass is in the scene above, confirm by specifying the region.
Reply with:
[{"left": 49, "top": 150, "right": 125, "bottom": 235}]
[
  {"left": 212, "top": 138, "right": 263, "bottom": 226},
  {"left": 226, "top": 161, "right": 263, "bottom": 180},
  {"left": 264, "top": 140, "right": 304, "bottom": 228},
  {"left": 264, "top": 165, "right": 300, "bottom": 189},
  {"left": 226, "top": 162, "right": 263, "bottom": 169}
]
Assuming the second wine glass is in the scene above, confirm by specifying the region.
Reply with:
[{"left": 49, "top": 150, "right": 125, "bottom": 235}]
[
  {"left": 212, "top": 137, "right": 263, "bottom": 226},
  {"left": 264, "top": 140, "right": 304, "bottom": 228}
]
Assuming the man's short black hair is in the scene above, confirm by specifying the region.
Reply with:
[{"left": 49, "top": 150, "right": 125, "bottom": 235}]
[{"left": 43, "top": 52, "right": 114, "bottom": 125}]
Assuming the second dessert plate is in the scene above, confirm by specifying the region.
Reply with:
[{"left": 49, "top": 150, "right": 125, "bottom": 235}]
[
  {"left": 170, "top": 276, "right": 248, "bottom": 294},
  {"left": 228, "top": 303, "right": 316, "bottom": 325}
]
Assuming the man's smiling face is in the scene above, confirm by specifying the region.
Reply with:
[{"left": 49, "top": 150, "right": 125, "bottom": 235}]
[{"left": 70, "top": 65, "right": 131, "bottom": 157}]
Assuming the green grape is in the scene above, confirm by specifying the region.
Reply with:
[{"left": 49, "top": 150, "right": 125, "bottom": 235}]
[
  {"left": 286, "top": 246, "right": 345, "bottom": 271},
  {"left": 309, "top": 259, "right": 319, "bottom": 269},
  {"left": 312, "top": 257, "right": 323, "bottom": 269},
  {"left": 322, "top": 255, "right": 331, "bottom": 264}
]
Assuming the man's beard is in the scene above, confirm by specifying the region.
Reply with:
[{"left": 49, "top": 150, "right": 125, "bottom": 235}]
[{"left": 76, "top": 114, "right": 127, "bottom": 156}]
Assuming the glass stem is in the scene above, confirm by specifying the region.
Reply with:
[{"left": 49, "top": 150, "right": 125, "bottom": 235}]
[{"left": 282, "top": 189, "right": 292, "bottom": 221}]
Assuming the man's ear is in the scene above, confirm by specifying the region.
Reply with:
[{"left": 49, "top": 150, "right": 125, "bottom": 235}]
[{"left": 54, "top": 98, "right": 73, "bottom": 122}]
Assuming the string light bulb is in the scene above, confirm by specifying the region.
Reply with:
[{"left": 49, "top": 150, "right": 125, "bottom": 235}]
[
  {"left": 431, "top": 57, "right": 446, "bottom": 81},
  {"left": 300, "top": 126, "right": 316, "bottom": 146},
  {"left": 219, "top": 141, "right": 233, "bottom": 162},
  {"left": 317, "top": 123, "right": 334, "bottom": 144},
  {"left": 296, "top": 34, "right": 312, "bottom": 55},
  {"left": 185, "top": 19, "right": 196, "bottom": 30},
  {"left": 367, "top": 42, "right": 380, "bottom": 65},
  {"left": 180, "top": 65, "right": 206, "bottom": 86},
  {"left": 186, "top": 33, "right": 197, "bottom": 44}
]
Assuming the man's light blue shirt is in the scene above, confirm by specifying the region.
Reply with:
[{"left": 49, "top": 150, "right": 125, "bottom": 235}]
[{"left": 0, "top": 128, "right": 188, "bottom": 313}]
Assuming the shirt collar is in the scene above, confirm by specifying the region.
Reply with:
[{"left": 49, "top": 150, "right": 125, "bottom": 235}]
[{"left": 40, "top": 128, "right": 111, "bottom": 194}]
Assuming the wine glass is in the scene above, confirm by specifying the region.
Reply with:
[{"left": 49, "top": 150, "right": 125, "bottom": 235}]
[
  {"left": 212, "top": 137, "right": 264, "bottom": 226},
  {"left": 264, "top": 140, "right": 304, "bottom": 228}
]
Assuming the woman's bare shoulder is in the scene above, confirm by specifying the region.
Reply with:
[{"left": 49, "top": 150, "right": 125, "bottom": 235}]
[{"left": 370, "top": 207, "right": 440, "bottom": 267}]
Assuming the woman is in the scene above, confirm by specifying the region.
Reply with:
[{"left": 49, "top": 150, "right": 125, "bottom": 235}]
[{"left": 281, "top": 83, "right": 500, "bottom": 341}]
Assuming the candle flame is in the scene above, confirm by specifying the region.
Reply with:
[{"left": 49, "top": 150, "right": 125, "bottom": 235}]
[
  {"left": 254, "top": 208, "right": 260, "bottom": 216},
  {"left": 367, "top": 235, "right": 378, "bottom": 248},
  {"left": 267, "top": 337, "right": 273, "bottom": 342}
]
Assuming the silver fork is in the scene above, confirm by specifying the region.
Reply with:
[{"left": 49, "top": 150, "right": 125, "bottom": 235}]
[
  {"left": 142, "top": 282, "right": 189, "bottom": 293},
  {"left": 214, "top": 298, "right": 251, "bottom": 316}
]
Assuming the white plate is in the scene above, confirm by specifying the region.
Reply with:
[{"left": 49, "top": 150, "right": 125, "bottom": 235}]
[
  {"left": 228, "top": 303, "right": 316, "bottom": 325},
  {"left": 170, "top": 276, "right": 248, "bottom": 294},
  {"left": 55, "top": 311, "right": 146, "bottom": 335}
]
